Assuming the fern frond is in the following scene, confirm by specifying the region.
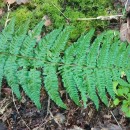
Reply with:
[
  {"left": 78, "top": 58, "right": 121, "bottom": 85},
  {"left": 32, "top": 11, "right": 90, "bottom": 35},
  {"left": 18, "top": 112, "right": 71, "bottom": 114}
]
[
  {"left": 63, "top": 29, "right": 95, "bottom": 64},
  {"left": 50, "top": 26, "right": 72, "bottom": 58},
  {"left": 65, "top": 29, "right": 95, "bottom": 107},
  {"left": 126, "top": 70, "right": 130, "bottom": 83},
  {"left": 86, "top": 69, "right": 99, "bottom": 109},
  {"left": 73, "top": 67, "right": 87, "bottom": 107},
  {"left": 97, "top": 32, "right": 112, "bottom": 67},
  {"left": 0, "top": 18, "right": 16, "bottom": 89},
  {"left": 122, "top": 45, "right": 130, "bottom": 68},
  {"left": 116, "top": 43, "right": 126, "bottom": 68},
  {"left": 61, "top": 66, "right": 80, "bottom": 105},
  {"left": 3, "top": 18, "right": 15, "bottom": 35},
  {"left": 9, "top": 21, "right": 29, "bottom": 55},
  {"left": 17, "top": 69, "right": 42, "bottom": 108},
  {"left": 87, "top": 32, "right": 104, "bottom": 67},
  {"left": 4, "top": 57, "right": 21, "bottom": 99},
  {"left": 104, "top": 69, "right": 115, "bottom": 99},
  {"left": 34, "top": 28, "right": 62, "bottom": 67},
  {"left": 18, "top": 21, "right": 43, "bottom": 67},
  {"left": 0, "top": 56, "right": 6, "bottom": 89},
  {"left": 31, "top": 21, "right": 44, "bottom": 37},
  {"left": 95, "top": 69, "right": 108, "bottom": 105},
  {"left": 43, "top": 64, "right": 66, "bottom": 108},
  {"left": 3, "top": 22, "right": 30, "bottom": 98},
  {"left": 74, "top": 29, "right": 95, "bottom": 64},
  {"left": 1, "top": 19, "right": 130, "bottom": 110},
  {"left": 108, "top": 41, "right": 119, "bottom": 67}
]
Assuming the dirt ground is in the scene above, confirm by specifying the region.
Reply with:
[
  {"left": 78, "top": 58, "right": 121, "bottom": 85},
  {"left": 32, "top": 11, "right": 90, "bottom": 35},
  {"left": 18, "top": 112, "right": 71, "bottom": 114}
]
[{"left": 0, "top": 82, "right": 130, "bottom": 130}]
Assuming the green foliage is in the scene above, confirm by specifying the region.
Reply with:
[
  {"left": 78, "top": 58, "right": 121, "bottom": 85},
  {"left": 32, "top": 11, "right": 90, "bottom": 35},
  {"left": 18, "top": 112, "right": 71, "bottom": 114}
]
[
  {"left": 0, "top": 0, "right": 114, "bottom": 40},
  {"left": 113, "top": 84, "right": 130, "bottom": 117},
  {"left": 0, "top": 19, "right": 130, "bottom": 110}
]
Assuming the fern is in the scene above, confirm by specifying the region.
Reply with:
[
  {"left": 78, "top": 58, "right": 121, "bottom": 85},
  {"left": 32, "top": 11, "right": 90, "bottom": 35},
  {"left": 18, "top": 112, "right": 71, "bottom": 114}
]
[
  {"left": 0, "top": 18, "right": 130, "bottom": 109},
  {"left": 0, "top": 18, "right": 15, "bottom": 89}
]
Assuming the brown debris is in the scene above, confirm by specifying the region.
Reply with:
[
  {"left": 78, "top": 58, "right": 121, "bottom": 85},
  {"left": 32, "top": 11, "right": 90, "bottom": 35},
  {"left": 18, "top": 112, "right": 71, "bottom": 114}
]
[{"left": 120, "top": 17, "right": 130, "bottom": 43}]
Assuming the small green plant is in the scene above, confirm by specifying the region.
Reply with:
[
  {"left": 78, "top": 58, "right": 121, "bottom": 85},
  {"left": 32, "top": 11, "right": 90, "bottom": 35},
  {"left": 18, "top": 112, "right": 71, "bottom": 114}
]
[
  {"left": 113, "top": 82, "right": 130, "bottom": 117},
  {"left": 0, "top": 18, "right": 130, "bottom": 109}
]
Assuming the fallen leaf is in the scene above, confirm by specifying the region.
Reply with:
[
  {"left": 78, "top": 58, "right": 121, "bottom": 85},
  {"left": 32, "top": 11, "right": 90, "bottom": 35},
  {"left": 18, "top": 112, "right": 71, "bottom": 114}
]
[
  {"left": 54, "top": 113, "right": 66, "bottom": 124},
  {"left": 2, "top": 87, "right": 11, "bottom": 96},
  {"left": 103, "top": 114, "right": 111, "bottom": 119},
  {"left": 4, "top": 0, "right": 16, "bottom": 4},
  {"left": 0, "top": 9, "right": 3, "bottom": 16},
  {"left": 33, "top": 127, "right": 44, "bottom": 130},
  {"left": 69, "top": 125, "right": 85, "bottom": 130},
  {"left": 0, "top": 108, "right": 12, "bottom": 122},
  {"left": 126, "top": 0, "right": 130, "bottom": 12},
  {"left": 91, "top": 128, "right": 100, "bottom": 130},
  {"left": 120, "top": 23, "right": 127, "bottom": 42},
  {"left": 44, "top": 19, "right": 51, "bottom": 27},
  {"left": 42, "top": 15, "right": 52, "bottom": 27},
  {"left": 0, "top": 98, "right": 11, "bottom": 115},
  {"left": 106, "top": 123, "right": 122, "bottom": 130},
  {"left": 92, "top": 123, "right": 124, "bottom": 130},
  {"left": 16, "top": 0, "right": 29, "bottom": 4},
  {"left": 120, "top": 22, "right": 130, "bottom": 43},
  {"left": 101, "top": 128, "right": 109, "bottom": 130}
]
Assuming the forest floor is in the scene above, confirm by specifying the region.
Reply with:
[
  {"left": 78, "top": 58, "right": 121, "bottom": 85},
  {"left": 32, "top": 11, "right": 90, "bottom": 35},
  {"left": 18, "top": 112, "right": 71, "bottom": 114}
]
[
  {"left": 0, "top": 0, "right": 130, "bottom": 130},
  {"left": 0, "top": 81, "right": 130, "bottom": 130}
]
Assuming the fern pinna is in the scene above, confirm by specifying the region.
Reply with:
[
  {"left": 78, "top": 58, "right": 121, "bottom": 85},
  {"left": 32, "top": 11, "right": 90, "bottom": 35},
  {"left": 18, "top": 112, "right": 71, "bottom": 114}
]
[{"left": 0, "top": 18, "right": 130, "bottom": 109}]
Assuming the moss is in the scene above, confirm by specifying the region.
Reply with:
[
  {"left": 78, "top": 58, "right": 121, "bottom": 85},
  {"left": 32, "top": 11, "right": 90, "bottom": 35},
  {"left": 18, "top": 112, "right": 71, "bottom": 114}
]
[
  {"left": 64, "top": 7, "right": 86, "bottom": 40},
  {"left": 10, "top": 7, "right": 33, "bottom": 28},
  {"left": 0, "top": 0, "right": 115, "bottom": 39},
  {"left": 0, "top": 1, "right": 5, "bottom": 8}
]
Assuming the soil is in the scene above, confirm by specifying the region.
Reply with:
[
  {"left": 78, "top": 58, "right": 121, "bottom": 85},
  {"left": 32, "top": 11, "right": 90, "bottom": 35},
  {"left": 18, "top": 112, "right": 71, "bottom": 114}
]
[
  {"left": 0, "top": 0, "right": 130, "bottom": 130},
  {"left": 0, "top": 84, "right": 130, "bottom": 130}
]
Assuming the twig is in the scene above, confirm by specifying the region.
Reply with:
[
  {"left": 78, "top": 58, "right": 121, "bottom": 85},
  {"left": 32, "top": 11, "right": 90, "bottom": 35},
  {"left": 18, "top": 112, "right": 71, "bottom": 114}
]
[
  {"left": 50, "top": 2, "right": 69, "bottom": 20},
  {"left": 77, "top": 15, "right": 124, "bottom": 21},
  {"left": 47, "top": 97, "right": 61, "bottom": 127},
  {"left": 4, "top": 4, "right": 11, "bottom": 27},
  {"left": 110, "top": 111, "right": 122, "bottom": 130},
  {"left": 49, "top": 1, "right": 123, "bottom": 22},
  {"left": 49, "top": 109, "right": 62, "bottom": 127},
  {"left": 11, "top": 91, "right": 31, "bottom": 130},
  {"left": 37, "top": 98, "right": 61, "bottom": 129},
  {"left": 125, "top": 0, "right": 129, "bottom": 10},
  {"left": 38, "top": 97, "right": 51, "bottom": 129}
]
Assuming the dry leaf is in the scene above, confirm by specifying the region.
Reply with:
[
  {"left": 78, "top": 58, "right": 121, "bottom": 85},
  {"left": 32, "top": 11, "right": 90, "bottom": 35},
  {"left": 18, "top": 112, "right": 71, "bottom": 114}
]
[
  {"left": 126, "top": 0, "right": 130, "bottom": 12},
  {"left": 0, "top": 9, "right": 3, "bottom": 16},
  {"left": 120, "top": 22, "right": 130, "bottom": 43},
  {"left": 2, "top": 87, "right": 11, "bottom": 96},
  {"left": 33, "top": 127, "right": 44, "bottom": 130},
  {"left": 0, "top": 108, "right": 12, "bottom": 122},
  {"left": 44, "top": 19, "right": 52, "bottom": 26},
  {"left": 126, "top": 17, "right": 130, "bottom": 43},
  {"left": 54, "top": 113, "right": 66, "bottom": 124},
  {"left": 120, "top": 23, "right": 127, "bottom": 42},
  {"left": 42, "top": 15, "right": 52, "bottom": 27},
  {"left": 69, "top": 125, "right": 85, "bottom": 130},
  {"left": 16, "top": 0, "right": 29, "bottom": 4},
  {"left": 0, "top": 98, "right": 11, "bottom": 115},
  {"left": 4, "top": 0, "right": 16, "bottom": 4}
]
